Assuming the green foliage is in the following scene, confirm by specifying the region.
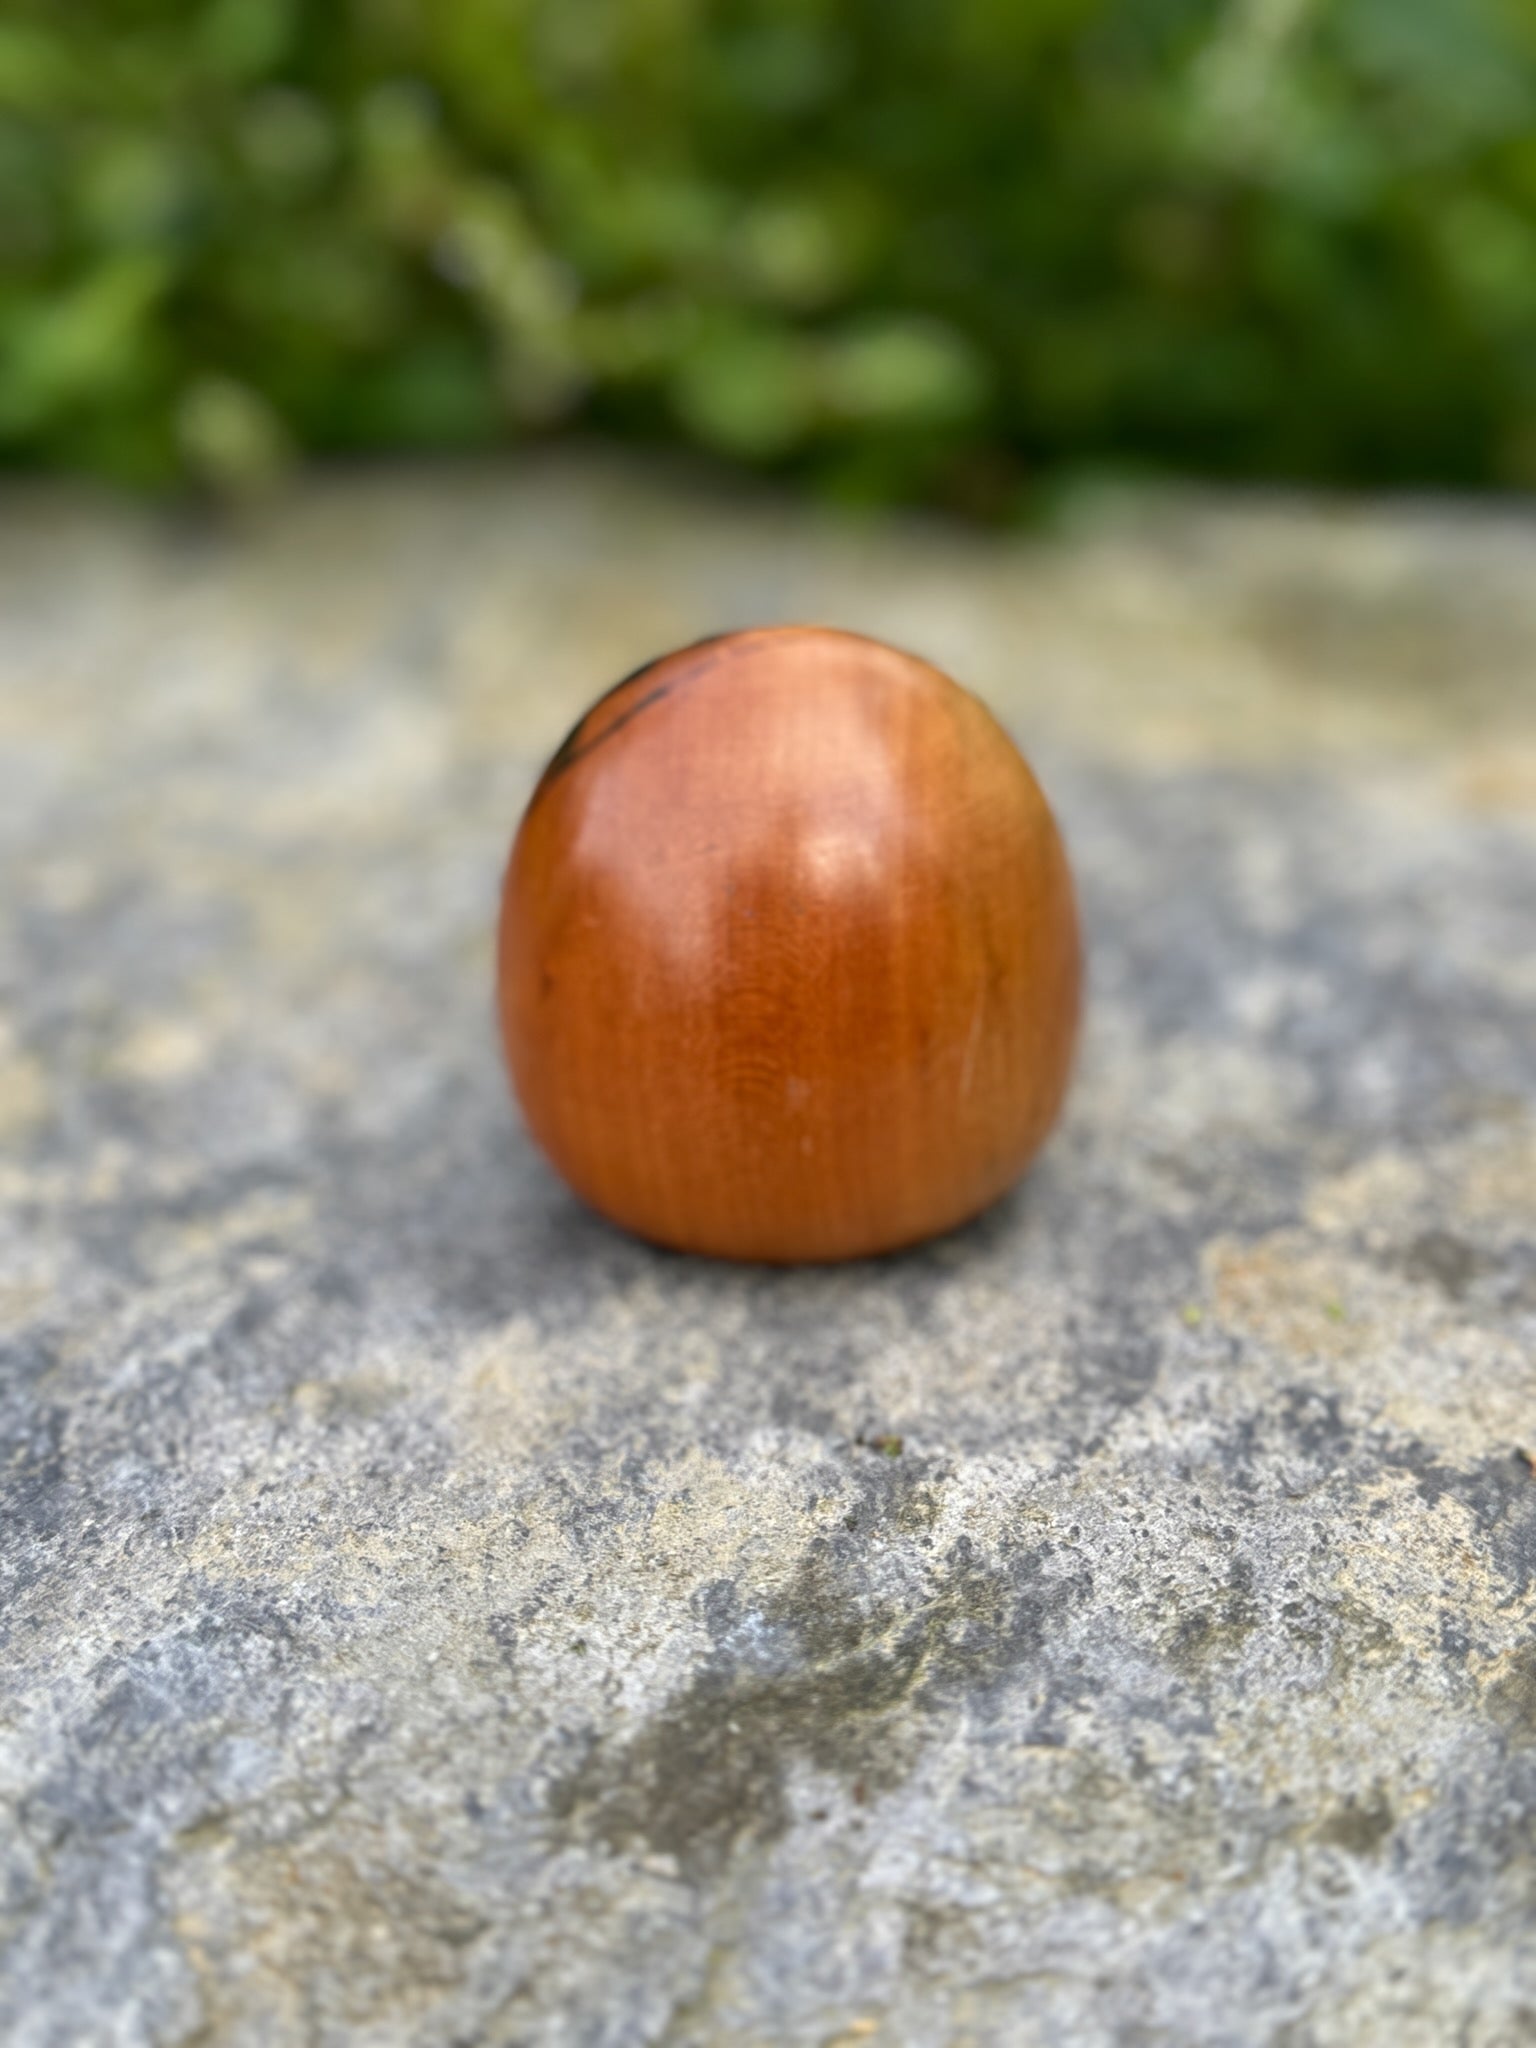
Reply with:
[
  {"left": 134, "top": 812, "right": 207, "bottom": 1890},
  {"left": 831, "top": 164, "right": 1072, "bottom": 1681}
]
[{"left": 5, "top": 0, "right": 1536, "bottom": 505}]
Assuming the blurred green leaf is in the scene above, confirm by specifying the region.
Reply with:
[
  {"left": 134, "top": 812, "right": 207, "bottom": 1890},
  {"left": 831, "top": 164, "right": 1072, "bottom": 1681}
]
[
  {"left": 238, "top": 89, "right": 337, "bottom": 199},
  {"left": 0, "top": 255, "right": 170, "bottom": 434},
  {"left": 79, "top": 136, "right": 199, "bottom": 250},
  {"left": 671, "top": 323, "right": 813, "bottom": 457},
  {"left": 819, "top": 318, "right": 988, "bottom": 428},
  {"left": 198, "top": 0, "right": 297, "bottom": 84},
  {"left": 734, "top": 196, "right": 853, "bottom": 309},
  {"left": 177, "top": 372, "right": 290, "bottom": 490}
]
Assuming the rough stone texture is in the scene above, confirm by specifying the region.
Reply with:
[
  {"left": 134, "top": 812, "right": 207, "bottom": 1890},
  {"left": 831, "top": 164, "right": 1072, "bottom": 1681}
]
[{"left": 2, "top": 458, "right": 1535, "bottom": 2047}]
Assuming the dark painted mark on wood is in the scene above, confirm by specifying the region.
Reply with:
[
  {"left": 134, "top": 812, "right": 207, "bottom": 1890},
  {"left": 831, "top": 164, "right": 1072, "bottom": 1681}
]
[
  {"left": 533, "top": 632, "right": 740, "bottom": 798},
  {"left": 542, "top": 679, "right": 676, "bottom": 784}
]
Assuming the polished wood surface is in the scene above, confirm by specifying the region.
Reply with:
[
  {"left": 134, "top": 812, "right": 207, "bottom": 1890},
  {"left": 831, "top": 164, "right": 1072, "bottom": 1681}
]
[{"left": 498, "top": 626, "right": 1081, "bottom": 1261}]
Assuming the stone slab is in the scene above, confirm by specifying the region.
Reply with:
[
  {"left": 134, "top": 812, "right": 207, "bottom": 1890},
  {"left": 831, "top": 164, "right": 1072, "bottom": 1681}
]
[{"left": 2, "top": 460, "right": 1534, "bottom": 2045}]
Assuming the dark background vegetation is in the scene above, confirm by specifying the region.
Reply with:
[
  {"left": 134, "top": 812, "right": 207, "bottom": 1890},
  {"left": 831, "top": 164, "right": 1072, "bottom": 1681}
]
[{"left": 5, "top": 0, "right": 1536, "bottom": 512}]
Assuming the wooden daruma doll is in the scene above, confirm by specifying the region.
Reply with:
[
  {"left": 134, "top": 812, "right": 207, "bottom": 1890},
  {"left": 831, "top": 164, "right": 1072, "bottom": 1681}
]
[{"left": 498, "top": 627, "right": 1080, "bottom": 1262}]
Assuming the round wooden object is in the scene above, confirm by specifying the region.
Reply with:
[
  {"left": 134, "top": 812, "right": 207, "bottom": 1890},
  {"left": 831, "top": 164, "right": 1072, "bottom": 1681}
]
[{"left": 498, "top": 626, "right": 1081, "bottom": 1262}]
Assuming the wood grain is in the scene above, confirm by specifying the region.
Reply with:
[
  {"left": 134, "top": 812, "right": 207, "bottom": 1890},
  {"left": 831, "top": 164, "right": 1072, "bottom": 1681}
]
[{"left": 498, "top": 626, "right": 1081, "bottom": 1261}]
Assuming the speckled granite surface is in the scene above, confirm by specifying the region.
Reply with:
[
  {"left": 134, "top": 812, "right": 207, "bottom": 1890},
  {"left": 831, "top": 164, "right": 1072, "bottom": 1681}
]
[{"left": 2, "top": 459, "right": 1534, "bottom": 2047}]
